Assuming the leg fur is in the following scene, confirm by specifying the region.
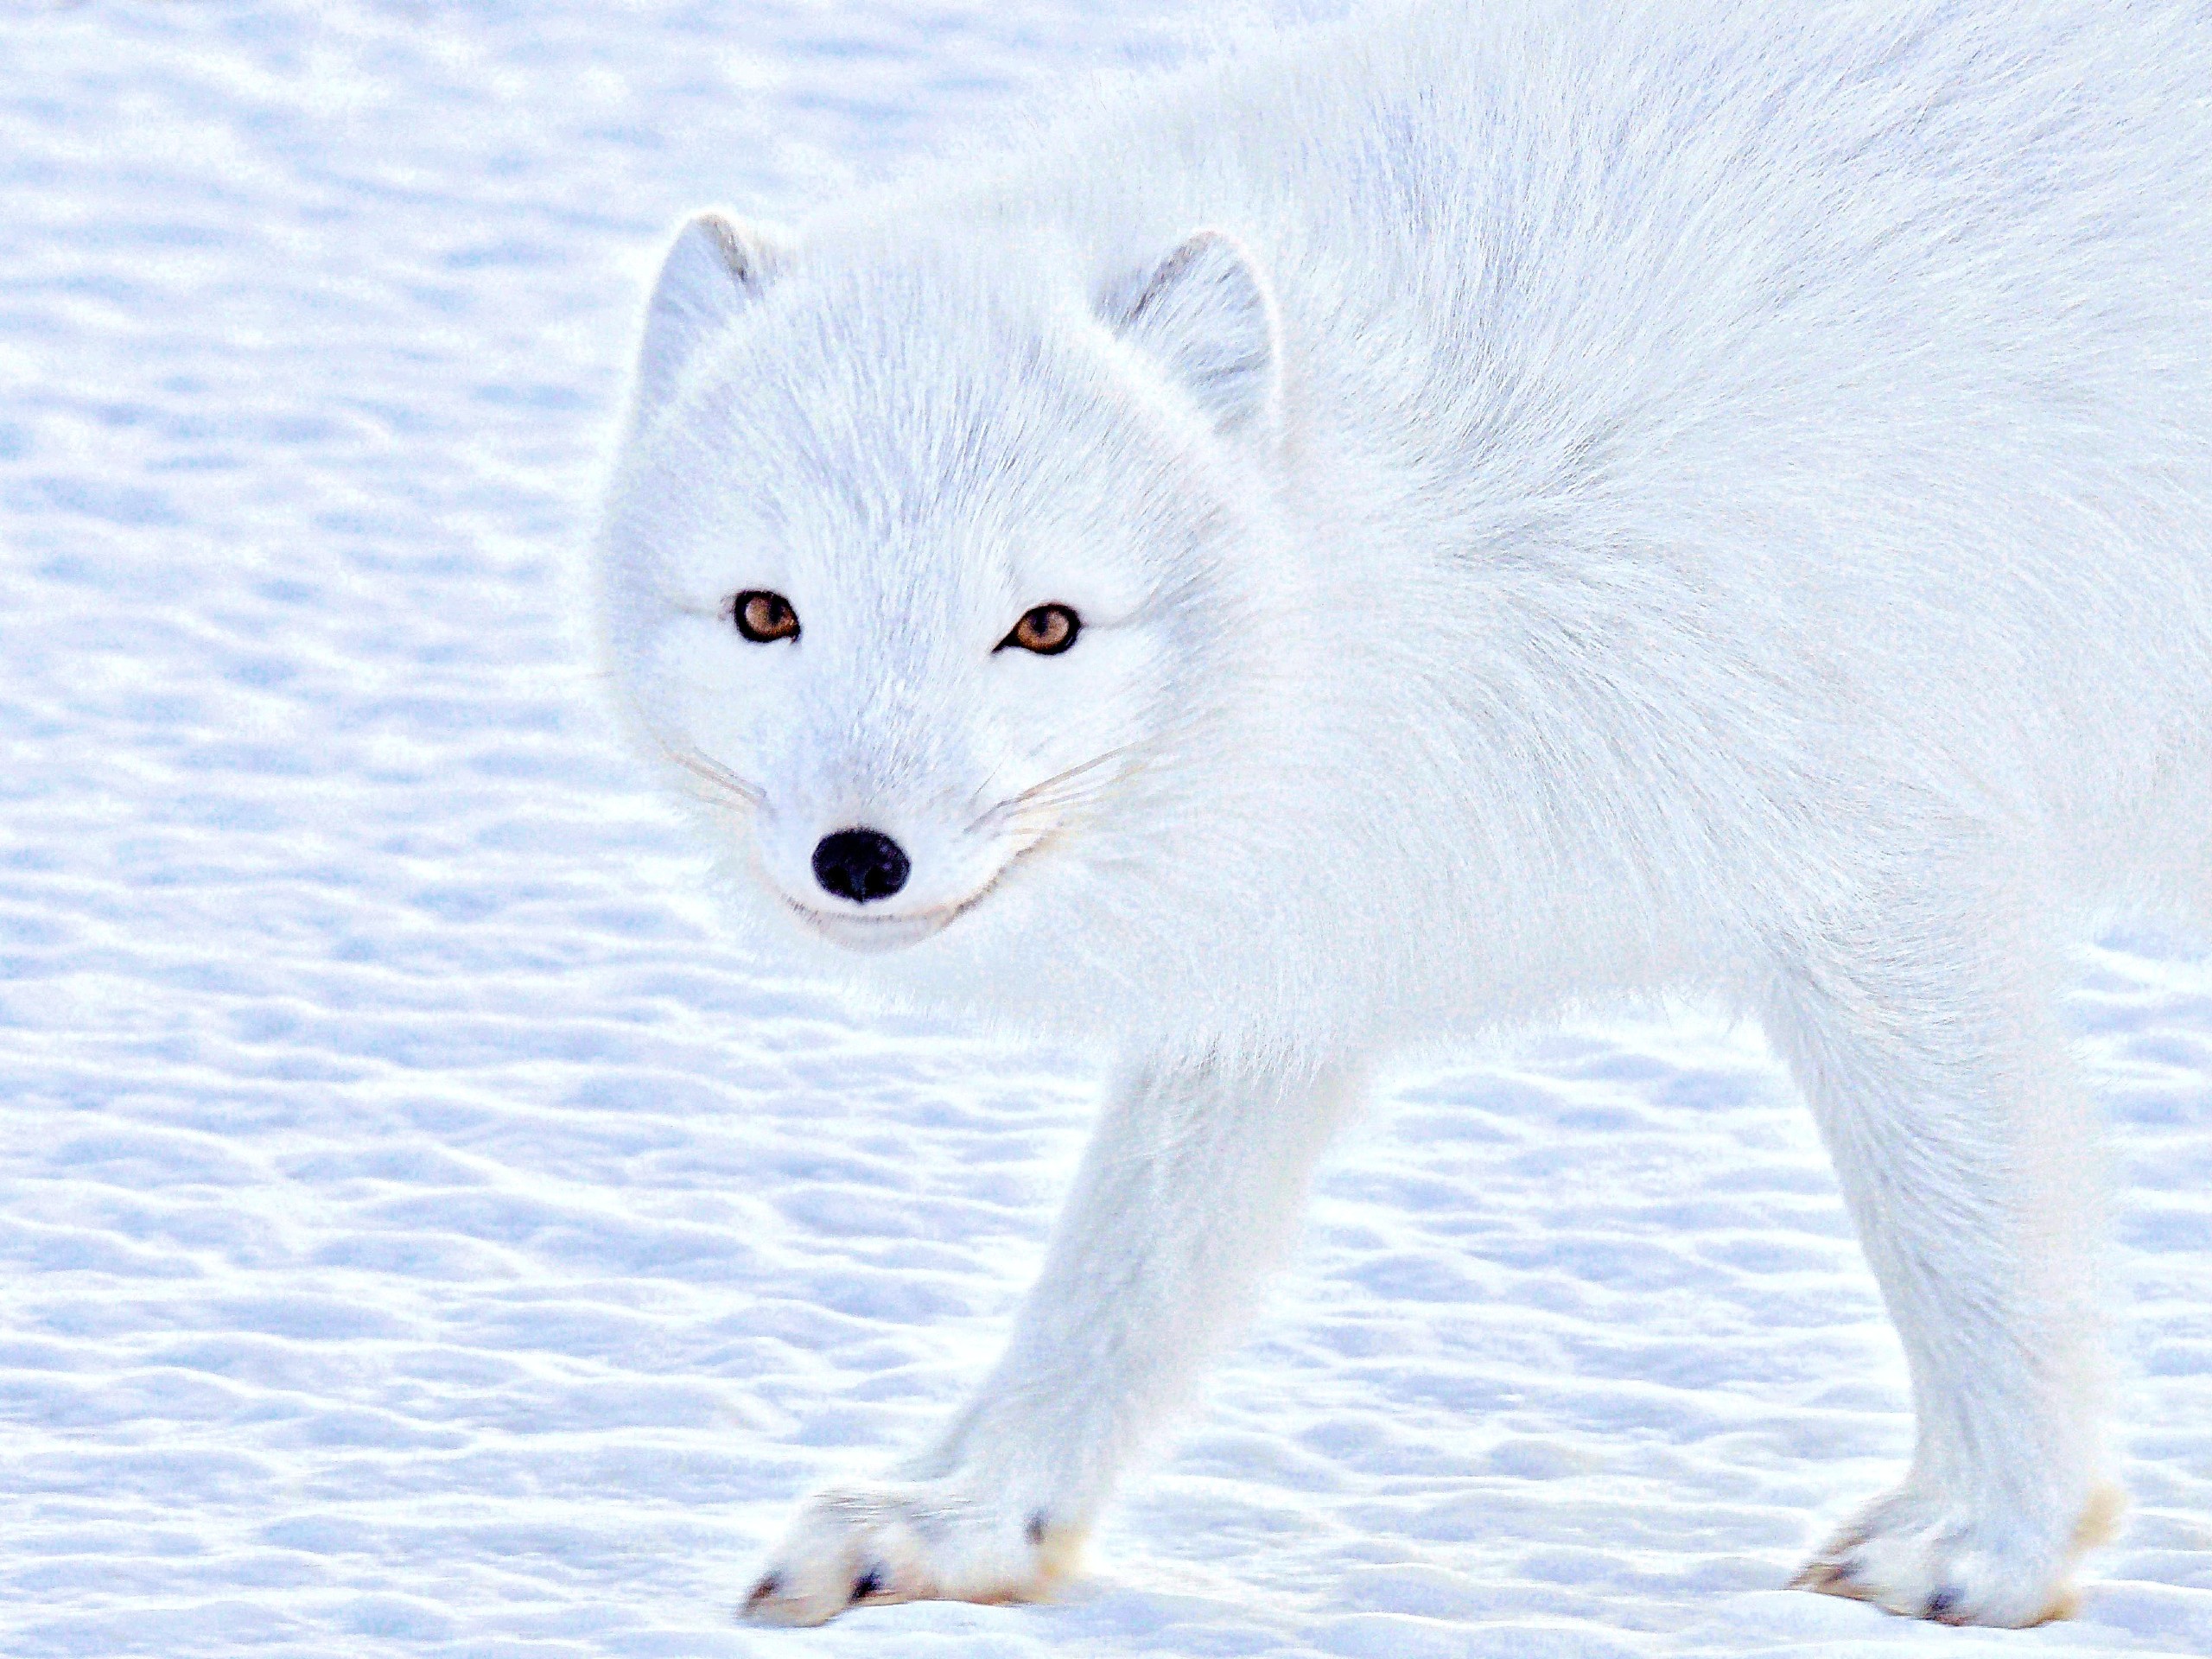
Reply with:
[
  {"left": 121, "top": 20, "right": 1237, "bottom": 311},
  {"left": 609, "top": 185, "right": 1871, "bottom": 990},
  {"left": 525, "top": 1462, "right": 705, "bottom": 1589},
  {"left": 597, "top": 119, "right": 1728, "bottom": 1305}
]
[
  {"left": 1763, "top": 863, "right": 2114, "bottom": 1626},
  {"left": 742, "top": 1054, "right": 1357, "bottom": 1626}
]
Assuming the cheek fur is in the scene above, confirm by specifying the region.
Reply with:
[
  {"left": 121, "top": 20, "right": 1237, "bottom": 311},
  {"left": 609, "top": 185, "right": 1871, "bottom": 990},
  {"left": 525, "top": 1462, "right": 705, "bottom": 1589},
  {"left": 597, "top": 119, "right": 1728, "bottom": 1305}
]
[{"left": 984, "top": 626, "right": 1166, "bottom": 776}]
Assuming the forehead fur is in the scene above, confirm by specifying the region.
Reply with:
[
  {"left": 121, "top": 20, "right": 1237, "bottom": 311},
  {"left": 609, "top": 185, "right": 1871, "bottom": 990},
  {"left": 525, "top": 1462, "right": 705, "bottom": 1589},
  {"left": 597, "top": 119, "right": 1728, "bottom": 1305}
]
[{"left": 658, "top": 238, "right": 1201, "bottom": 553}]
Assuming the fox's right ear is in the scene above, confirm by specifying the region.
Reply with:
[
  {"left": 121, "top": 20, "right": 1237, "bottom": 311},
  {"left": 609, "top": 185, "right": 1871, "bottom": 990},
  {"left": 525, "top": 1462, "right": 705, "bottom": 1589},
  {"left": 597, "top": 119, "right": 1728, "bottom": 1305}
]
[{"left": 632, "top": 212, "right": 786, "bottom": 422}]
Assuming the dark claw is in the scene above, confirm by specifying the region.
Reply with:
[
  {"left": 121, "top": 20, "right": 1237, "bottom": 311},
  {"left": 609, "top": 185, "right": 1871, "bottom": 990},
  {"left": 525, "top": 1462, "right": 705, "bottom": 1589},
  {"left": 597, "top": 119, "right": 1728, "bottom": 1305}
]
[
  {"left": 1926, "top": 1586, "right": 1962, "bottom": 1622},
  {"left": 1026, "top": 1510, "right": 1047, "bottom": 1548},
  {"left": 850, "top": 1567, "right": 882, "bottom": 1605},
  {"left": 1789, "top": 1554, "right": 1863, "bottom": 1595},
  {"left": 746, "top": 1573, "right": 780, "bottom": 1606}
]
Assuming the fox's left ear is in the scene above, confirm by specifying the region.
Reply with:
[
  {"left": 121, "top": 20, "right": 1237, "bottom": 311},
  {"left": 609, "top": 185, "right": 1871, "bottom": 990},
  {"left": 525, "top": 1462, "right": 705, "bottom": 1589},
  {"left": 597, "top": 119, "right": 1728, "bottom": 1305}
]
[
  {"left": 1103, "top": 229, "right": 1281, "bottom": 438},
  {"left": 631, "top": 211, "right": 788, "bottom": 424}
]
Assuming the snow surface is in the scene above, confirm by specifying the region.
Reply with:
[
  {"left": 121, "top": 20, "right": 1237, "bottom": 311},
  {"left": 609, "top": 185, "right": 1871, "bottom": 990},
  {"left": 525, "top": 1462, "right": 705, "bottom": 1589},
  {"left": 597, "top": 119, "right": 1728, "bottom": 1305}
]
[{"left": 3, "top": 3, "right": 2210, "bottom": 1655}]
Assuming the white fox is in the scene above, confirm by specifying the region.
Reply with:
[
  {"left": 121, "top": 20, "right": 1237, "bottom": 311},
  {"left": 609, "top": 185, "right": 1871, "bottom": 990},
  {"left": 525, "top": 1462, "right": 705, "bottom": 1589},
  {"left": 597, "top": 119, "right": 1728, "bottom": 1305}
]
[{"left": 593, "top": 0, "right": 2212, "bottom": 1630}]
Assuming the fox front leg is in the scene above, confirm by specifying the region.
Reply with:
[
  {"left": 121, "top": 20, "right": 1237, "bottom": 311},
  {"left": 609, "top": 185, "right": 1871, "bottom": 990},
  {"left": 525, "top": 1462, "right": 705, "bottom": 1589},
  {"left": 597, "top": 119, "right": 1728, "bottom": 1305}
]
[{"left": 742, "top": 1055, "right": 1357, "bottom": 1625}]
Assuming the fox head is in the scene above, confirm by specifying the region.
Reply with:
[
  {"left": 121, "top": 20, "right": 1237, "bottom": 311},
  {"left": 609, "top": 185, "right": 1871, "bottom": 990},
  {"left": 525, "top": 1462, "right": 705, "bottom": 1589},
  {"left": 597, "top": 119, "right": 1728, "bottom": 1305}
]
[{"left": 594, "top": 211, "right": 1310, "bottom": 1029}]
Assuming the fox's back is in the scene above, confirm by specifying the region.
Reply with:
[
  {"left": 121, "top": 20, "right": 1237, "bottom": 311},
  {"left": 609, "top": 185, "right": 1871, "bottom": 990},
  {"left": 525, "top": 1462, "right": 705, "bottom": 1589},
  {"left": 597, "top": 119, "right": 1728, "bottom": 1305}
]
[{"left": 997, "top": 0, "right": 2212, "bottom": 901}]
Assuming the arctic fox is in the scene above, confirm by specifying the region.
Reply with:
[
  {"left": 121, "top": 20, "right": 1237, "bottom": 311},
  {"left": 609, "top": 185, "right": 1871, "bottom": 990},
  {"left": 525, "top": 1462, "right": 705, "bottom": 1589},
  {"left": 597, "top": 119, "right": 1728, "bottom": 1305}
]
[{"left": 593, "top": 0, "right": 2212, "bottom": 1630}]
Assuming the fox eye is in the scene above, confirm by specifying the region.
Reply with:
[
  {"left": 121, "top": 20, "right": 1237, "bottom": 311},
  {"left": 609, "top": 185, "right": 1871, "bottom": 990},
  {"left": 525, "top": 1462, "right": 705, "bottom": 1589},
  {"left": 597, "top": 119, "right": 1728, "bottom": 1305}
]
[
  {"left": 733, "top": 589, "right": 799, "bottom": 643},
  {"left": 999, "top": 603, "right": 1080, "bottom": 656}
]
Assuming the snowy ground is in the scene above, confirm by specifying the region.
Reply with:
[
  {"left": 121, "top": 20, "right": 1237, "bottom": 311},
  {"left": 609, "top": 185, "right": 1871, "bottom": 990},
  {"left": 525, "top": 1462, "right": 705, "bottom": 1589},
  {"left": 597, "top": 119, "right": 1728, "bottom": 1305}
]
[{"left": 3, "top": 3, "right": 2210, "bottom": 1655}]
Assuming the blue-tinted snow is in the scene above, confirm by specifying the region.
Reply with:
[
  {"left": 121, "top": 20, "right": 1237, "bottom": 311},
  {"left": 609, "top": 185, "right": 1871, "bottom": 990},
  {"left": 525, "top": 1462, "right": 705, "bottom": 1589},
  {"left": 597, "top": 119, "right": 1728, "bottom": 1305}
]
[{"left": 2, "top": 3, "right": 2207, "bottom": 1655}]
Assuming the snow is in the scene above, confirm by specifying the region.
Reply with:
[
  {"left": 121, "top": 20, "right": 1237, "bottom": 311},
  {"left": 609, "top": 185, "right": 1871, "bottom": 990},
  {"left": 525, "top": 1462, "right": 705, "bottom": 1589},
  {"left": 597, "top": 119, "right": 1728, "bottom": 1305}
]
[{"left": 3, "top": 3, "right": 2209, "bottom": 1655}]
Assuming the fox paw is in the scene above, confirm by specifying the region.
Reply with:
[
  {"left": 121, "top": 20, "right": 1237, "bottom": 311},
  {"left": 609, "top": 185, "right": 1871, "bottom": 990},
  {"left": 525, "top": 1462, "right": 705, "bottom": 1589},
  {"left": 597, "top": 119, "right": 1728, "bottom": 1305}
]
[
  {"left": 1791, "top": 1481, "right": 2121, "bottom": 1627},
  {"left": 740, "top": 1478, "right": 1086, "bottom": 1627}
]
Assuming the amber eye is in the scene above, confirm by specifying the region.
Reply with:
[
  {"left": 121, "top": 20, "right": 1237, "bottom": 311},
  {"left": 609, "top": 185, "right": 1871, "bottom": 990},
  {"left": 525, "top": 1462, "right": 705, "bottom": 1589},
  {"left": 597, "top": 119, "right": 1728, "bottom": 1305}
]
[
  {"left": 999, "top": 603, "right": 1080, "bottom": 656},
  {"left": 733, "top": 590, "right": 799, "bottom": 643}
]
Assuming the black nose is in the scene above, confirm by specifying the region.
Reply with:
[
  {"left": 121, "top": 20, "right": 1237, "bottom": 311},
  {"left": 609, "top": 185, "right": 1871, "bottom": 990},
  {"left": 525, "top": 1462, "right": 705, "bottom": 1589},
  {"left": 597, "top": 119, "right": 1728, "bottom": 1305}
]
[{"left": 811, "top": 828, "right": 910, "bottom": 904}]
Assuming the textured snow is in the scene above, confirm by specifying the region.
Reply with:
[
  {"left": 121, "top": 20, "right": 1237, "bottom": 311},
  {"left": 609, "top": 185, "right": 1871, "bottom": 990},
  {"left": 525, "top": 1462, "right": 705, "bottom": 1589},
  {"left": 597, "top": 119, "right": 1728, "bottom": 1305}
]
[{"left": 3, "top": 3, "right": 2209, "bottom": 1655}]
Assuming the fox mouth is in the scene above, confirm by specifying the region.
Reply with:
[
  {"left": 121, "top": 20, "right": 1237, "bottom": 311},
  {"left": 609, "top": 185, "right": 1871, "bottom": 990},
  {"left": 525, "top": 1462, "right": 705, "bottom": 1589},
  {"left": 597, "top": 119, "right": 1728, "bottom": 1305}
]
[
  {"left": 781, "top": 863, "right": 1005, "bottom": 954},
  {"left": 784, "top": 901, "right": 965, "bottom": 953},
  {"left": 778, "top": 829, "right": 1055, "bottom": 954}
]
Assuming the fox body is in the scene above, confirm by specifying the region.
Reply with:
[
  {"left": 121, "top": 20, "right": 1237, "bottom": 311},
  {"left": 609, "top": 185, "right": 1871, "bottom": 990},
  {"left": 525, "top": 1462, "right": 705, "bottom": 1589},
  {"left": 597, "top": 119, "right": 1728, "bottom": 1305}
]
[{"left": 594, "top": 0, "right": 2212, "bottom": 1630}]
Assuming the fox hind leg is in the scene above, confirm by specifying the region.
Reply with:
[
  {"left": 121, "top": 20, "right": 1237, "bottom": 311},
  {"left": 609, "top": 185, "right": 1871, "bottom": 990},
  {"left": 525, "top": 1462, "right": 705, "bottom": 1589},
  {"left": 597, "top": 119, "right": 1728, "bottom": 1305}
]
[{"left": 1763, "top": 868, "right": 2114, "bottom": 1626}]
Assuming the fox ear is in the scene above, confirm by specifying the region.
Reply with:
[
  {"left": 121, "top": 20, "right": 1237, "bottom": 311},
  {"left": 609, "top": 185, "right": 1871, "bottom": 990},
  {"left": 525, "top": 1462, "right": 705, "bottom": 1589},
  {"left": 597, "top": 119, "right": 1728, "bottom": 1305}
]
[
  {"left": 1104, "top": 230, "right": 1281, "bottom": 436},
  {"left": 632, "top": 212, "right": 786, "bottom": 422}
]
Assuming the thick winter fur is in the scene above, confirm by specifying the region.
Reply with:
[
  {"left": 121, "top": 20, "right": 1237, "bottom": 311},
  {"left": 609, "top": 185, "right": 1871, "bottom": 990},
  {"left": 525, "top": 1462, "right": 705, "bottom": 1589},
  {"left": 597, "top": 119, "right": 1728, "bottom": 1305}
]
[{"left": 593, "top": 0, "right": 2212, "bottom": 1630}]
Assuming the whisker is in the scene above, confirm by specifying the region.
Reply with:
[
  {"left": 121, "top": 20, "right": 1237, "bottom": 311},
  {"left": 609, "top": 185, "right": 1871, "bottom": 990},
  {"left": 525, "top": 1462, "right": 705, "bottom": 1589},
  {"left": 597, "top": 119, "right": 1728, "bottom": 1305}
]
[
  {"left": 973, "top": 752, "right": 1141, "bottom": 827},
  {"left": 658, "top": 741, "right": 767, "bottom": 810},
  {"left": 969, "top": 744, "right": 1145, "bottom": 833},
  {"left": 998, "top": 783, "right": 1116, "bottom": 828}
]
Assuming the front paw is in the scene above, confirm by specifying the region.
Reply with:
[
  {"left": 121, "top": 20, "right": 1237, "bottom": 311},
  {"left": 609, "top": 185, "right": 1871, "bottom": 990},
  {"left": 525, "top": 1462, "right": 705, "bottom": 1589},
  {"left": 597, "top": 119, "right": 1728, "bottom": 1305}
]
[
  {"left": 1791, "top": 1480, "right": 2122, "bottom": 1627},
  {"left": 741, "top": 1478, "right": 1086, "bottom": 1627}
]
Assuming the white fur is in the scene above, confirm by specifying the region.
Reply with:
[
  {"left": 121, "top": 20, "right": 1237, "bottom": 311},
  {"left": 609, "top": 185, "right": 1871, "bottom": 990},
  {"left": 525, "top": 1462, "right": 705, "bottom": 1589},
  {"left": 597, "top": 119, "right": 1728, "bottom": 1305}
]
[{"left": 593, "top": 0, "right": 2212, "bottom": 1630}]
